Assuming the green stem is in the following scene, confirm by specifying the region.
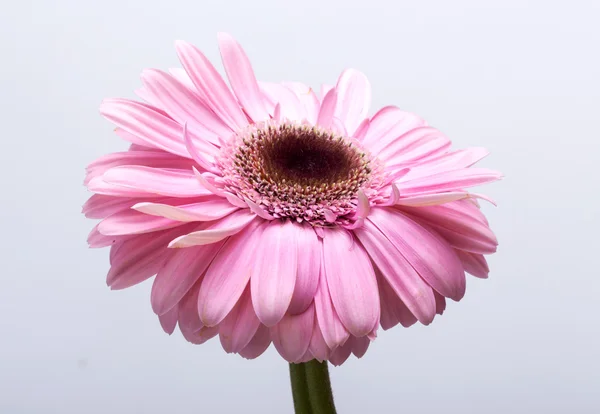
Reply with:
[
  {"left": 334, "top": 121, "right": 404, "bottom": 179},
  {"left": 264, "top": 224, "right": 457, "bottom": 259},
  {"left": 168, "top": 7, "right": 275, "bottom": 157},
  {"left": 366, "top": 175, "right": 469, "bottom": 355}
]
[{"left": 289, "top": 360, "right": 337, "bottom": 414}]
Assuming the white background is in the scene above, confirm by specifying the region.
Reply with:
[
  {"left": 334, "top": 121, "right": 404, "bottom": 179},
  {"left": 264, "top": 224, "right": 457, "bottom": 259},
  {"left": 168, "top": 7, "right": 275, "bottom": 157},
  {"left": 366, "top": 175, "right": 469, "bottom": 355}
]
[{"left": 1, "top": 0, "right": 599, "bottom": 413}]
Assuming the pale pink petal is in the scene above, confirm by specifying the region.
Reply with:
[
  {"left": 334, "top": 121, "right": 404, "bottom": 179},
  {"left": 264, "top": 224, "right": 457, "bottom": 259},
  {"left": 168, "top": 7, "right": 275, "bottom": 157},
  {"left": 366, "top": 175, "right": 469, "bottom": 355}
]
[
  {"left": 168, "top": 210, "right": 257, "bottom": 248},
  {"left": 288, "top": 224, "right": 320, "bottom": 315},
  {"left": 334, "top": 69, "right": 371, "bottom": 135},
  {"left": 296, "top": 351, "right": 315, "bottom": 364},
  {"left": 319, "top": 84, "right": 334, "bottom": 100},
  {"left": 98, "top": 209, "right": 180, "bottom": 236},
  {"left": 368, "top": 208, "right": 466, "bottom": 301},
  {"left": 239, "top": 324, "right": 271, "bottom": 359},
  {"left": 259, "top": 82, "right": 306, "bottom": 121},
  {"left": 309, "top": 322, "right": 331, "bottom": 362},
  {"left": 322, "top": 228, "right": 380, "bottom": 337},
  {"left": 151, "top": 240, "right": 225, "bottom": 315},
  {"left": 329, "top": 342, "right": 352, "bottom": 366},
  {"left": 251, "top": 220, "right": 298, "bottom": 326},
  {"left": 314, "top": 252, "right": 350, "bottom": 349},
  {"left": 102, "top": 166, "right": 212, "bottom": 198},
  {"left": 456, "top": 250, "right": 490, "bottom": 278},
  {"left": 219, "top": 287, "right": 261, "bottom": 353},
  {"left": 396, "top": 168, "right": 503, "bottom": 195},
  {"left": 196, "top": 221, "right": 262, "bottom": 326},
  {"left": 271, "top": 304, "right": 315, "bottom": 362},
  {"left": 316, "top": 89, "right": 337, "bottom": 128},
  {"left": 400, "top": 204, "right": 498, "bottom": 254},
  {"left": 282, "top": 82, "right": 320, "bottom": 124},
  {"left": 140, "top": 69, "right": 232, "bottom": 143},
  {"left": 175, "top": 40, "right": 247, "bottom": 130},
  {"left": 217, "top": 32, "right": 269, "bottom": 122},
  {"left": 158, "top": 307, "right": 178, "bottom": 335},
  {"left": 395, "top": 192, "right": 471, "bottom": 207},
  {"left": 353, "top": 118, "right": 370, "bottom": 140},
  {"left": 168, "top": 67, "right": 198, "bottom": 94},
  {"left": 354, "top": 220, "right": 436, "bottom": 324},
  {"left": 132, "top": 199, "right": 238, "bottom": 222}
]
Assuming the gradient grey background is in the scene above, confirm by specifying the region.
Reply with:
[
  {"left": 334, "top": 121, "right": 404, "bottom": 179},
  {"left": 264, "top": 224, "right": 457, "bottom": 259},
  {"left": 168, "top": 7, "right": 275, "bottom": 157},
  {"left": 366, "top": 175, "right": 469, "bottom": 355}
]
[{"left": 1, "top": 0, "right": 599, "bottom": 413}]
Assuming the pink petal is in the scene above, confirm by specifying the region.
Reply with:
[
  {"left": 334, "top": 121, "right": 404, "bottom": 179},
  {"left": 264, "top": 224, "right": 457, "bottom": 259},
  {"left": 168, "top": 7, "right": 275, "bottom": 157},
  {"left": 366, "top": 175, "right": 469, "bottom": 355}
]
[
  {"left": 217, "top": 32, "right": 269, "bottom": 122},
  {"left": 434, "top": 291, "right": 446, "bottom": 315},
  {"left": 158, "top": 307, "right": 178, "bottom": 335},
  {"left": 107, "top": 225, "right": 195, "bottom": 290},
  {"left": 329, "top": 342, "right": 352, "bottom": 366},
  {"left": 181, "top": 326, "right": 219, "bottom": 345},
  {"left": 456, "top": 250, "right": 490, "bottom": 279},
  {"left": 98, "top": 209, "right": 180, "bottom": 236},
  {"left": 309, "top": 322, "right": 331, "bottom": 362},
  {"left": 322, "top": 228, "right": 380, "bottom": 337},
  {"left": 378, "top": 127, "right": 451, "bottom": 167},
  {"left": 87, "top": 176, "right": 152, "bottom": 198},
  {"left": 182, "top": 122, "right": 217, "bottom": 172},
  {"left": 334, "top": 69, "right": 371, "bottom": 135},
  {"left": 175, "top": 40, "right": 247, "bottom": 130},
  {"left": 85, "top": 150, "right": 195, "bottom": 185},
  {"left": 314, "top": 253, "right": 350, "bottom": 349},
  {"left": 102, "top": 166, "right": 212, "bottom": 197},
  {"left": 316, "top": 89, "right": 337, "bottom": 128},
  {"left": 100, "top": 98, "right": 218, "bottom": 158},
  {"left": 177, "top": 280, "right": 203, "bottom": 332},
  {"left": 196, "top": 221, "right": 263, "bottom": 326},
  {"left": 168, "top": 210, "right": 257, "bottom": 248},
  {"left": 396, "top": 168, "right": 503, "bottom": 195},
  {"left": 140, "top": 69, "right": 232, "bottom": 143},
  {"left": 151, "top": 240, "right": 225, "bottom": 315},
  {"left": 271, "top": 304, "right": 315, "bottom": 362},
  {"left": 132, "top": 198, "right": 238, "bottom": 222},
  {"left": 251, "top": 221, "right": 298, "bottom": 326},
  {"left": 363, "top": 107, "right": 425, "bottom": 152},
  {"left": 239, "top": 324, "right": 271, "bottom": 359},
  {"left": 288, "top": 224, "right": 321, "bottom": 315},
  {"left": 219, "top": 286, "right": 261, "bottom": 353},
  {"left": 368, "top": 208, "right": 466, "bottom": 301},
  {"left": 350, "top": 336, "right": 370, "bottom": 358},
  {"left": 376, "top": 272, "right": 418, "bottom": 330},
  {"left": 82, "top": 195, "right": 142, "bottom": 219},
  {"left": 400, "top": 203, "right": 498, "bottom": 254},
  {"left": 402, "top": 147, "right": 490, "bottom": 180},
  {"left": 354, "top": 220, "right": 436, "bottom": 324}
]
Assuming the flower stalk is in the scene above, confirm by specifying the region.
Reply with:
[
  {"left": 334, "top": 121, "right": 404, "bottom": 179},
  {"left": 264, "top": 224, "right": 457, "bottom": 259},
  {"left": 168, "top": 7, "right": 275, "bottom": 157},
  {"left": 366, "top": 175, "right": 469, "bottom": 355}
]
[{"left": 289, "top": 360, "right": 337, "bottom": 414}]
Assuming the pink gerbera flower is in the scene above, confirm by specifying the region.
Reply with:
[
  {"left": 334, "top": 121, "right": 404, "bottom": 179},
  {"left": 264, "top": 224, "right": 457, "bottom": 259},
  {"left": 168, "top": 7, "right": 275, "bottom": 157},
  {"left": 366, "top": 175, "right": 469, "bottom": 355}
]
[{"left": 84, "top": 33, "right": 500, "bottom": 366}]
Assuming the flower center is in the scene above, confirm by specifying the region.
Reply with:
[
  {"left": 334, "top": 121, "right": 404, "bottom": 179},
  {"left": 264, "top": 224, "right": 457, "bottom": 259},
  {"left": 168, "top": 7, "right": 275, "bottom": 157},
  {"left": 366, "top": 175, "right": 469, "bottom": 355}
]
[{"left": 218, "top": 121, "right": 380, "bottom": 226}]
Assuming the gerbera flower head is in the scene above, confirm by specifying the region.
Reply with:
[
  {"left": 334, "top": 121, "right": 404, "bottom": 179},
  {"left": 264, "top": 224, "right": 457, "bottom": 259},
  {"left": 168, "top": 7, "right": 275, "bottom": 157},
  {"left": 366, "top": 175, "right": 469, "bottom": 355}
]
[{"left": 84, "top": 33, "right": 501, "bottom": 365}]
